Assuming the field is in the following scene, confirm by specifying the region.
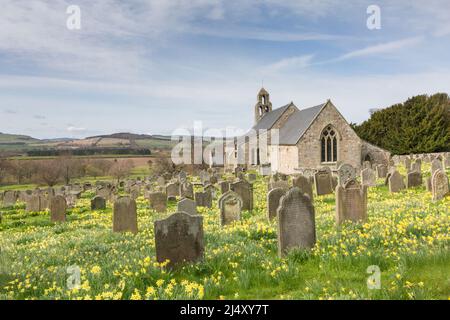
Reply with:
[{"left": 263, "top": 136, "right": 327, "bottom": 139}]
[{"left": 0, "top": 167, "right": 449, "bottom": 300}]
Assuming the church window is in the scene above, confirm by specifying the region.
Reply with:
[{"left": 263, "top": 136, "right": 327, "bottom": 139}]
[{"left": 321, "top": 126, "right": 338, "bottom": 163}]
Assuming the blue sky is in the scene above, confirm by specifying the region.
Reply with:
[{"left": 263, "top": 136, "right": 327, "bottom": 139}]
[{"left": 1, "top": 0, "right": 450, "bottom": 139}]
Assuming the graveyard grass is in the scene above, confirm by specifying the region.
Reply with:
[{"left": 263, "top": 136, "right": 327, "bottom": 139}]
[{"left": 1, "top": 167, "right": 449, "bottom": 300}]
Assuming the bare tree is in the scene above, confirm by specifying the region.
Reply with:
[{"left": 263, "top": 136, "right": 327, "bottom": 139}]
[
  {"left": 109, "top": 159, "right": 134, "bottom": 183},
  {"left": 37, "top": 160, "right": 63, "bottom": 187}
]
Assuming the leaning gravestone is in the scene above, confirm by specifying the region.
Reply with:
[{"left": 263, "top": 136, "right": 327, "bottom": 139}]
[
  {"left": 432, "top": 169, "right": 449, "bottom": 201},
  {"left": 277, "top": 187, "right": 316, "bottom": 257},
  {"left": 177, "top": 198, "right": 198, "bottom": 216},
  {"left": 154, "top": 212, "right": 204, "bottom": 269},
  {"left": 336, "top": 179, "right": 367, "bottom": 225},
  {"left": 292, "top": 175, "right": 314, "bottom": 201},
  {"left": 314, "top": 168, "right": 333, "bottom": 196},
  {"left": 26, "top": 195, "right": 41, "bottom": 212},
  {"left": 113, "top": 196, "right": 138, "bottom": 234},
  {"left": 406, "top": 171, "right": 422, "bottom": 188},
  {"left": 91, "top": 196, "right": 106, "bottom": 210},
  {"left": 389, "top": 171, "right": 405, "bottom": 193},
  {"left": 337, "top": 163, "right": 356, "bottom": 187},
  {"left": 148, "top": 192, "right": 167, "bottom": 213},
  {"left": 218, "top": 191, "right": 242, "bottom": 226},
  {"left": 267, "top": 188, "right": 285, "bottom": 221},
  {"left": 230, "top": 180, "right": 253, "bottom": 211},
  {"left": 361, "top": 168, "right": 376, "bottom": 187},
  {"left": 50, "top": 195, "right": 67, "bottom": 223}
]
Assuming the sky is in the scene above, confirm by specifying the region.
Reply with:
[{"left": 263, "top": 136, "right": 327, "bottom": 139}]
[{"left": 0, "top": 0, "right": 450, "bottom": 139}]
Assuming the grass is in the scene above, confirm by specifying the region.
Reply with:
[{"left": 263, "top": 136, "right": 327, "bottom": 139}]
[{"left": 0, "top": 167, "right": 449, "bottom": 300}]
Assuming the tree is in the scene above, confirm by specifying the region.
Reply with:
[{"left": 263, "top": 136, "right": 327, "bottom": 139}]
[
  {"left": 353, "top": 93, "right": 450, "bottom": 154},
  {"left": 109, "top": 159, "right": 134, "bottom": 183},
  {"left": 37, "top": 160, "right": 63, "bottom": 187}
]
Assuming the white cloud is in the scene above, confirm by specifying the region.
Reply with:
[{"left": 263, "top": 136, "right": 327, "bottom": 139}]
[{"left": 263, "top": 55, "right": 315, "bottom": 73}]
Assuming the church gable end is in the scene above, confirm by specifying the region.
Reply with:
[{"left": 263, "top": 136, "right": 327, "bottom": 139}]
[{"left": 296, "top": 101, "right": 362, "bottom": 169}]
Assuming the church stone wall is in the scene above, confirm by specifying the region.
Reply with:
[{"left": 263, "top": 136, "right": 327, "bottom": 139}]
[{"left": 296, "top": 102, "right": 362, "bottom": 169}]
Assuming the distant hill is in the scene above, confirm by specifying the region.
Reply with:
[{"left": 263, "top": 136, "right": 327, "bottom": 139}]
[
  {"left": 352, "top": 93, "right": 450, "bottom": 155},
  {"left": 0, "top": 132, "right": 39, "bottom": 143}
]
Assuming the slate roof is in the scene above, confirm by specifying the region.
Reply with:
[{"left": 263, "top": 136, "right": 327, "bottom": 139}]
[
  {"left": 278, "top": 103, "right": 326, "bottom": 145},
  {"left": 252, "top": 103, "right": 292, "bottom": 131}
]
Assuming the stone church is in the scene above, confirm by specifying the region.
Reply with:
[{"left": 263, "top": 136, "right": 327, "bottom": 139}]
[{"left": 223, "top": 88, "right": 389, "bottom": 174}]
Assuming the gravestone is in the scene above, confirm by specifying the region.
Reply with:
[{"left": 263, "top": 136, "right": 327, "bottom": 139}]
[
  {"left": 363, "top": 161, "right": 372, "bottom": 170},
  {"left": 432, "top": 169, "right": 449, "bottom": 201},
  {"left": 148, "top": 192, "right": 167, "bottom": 213},
  {"left": 314, "top": 168, "right": 333, "bottom": 196},
  {"left": 361, "top": 168, "right": 376, "bottom": 187},
  {"left": 406, "top": 171, "right": 422, "bottom": 188},
  {"left": 113, "top": 197, "right": 138, "bottom": 234},
  {"left": 269, "top": 180, "right": 290, "bottom": 191},
  {"left": 219, "top": 181, "right": 230, "bottom": 194},
  {"left": 277, "top": 187, "right": 316, "bottom": 257},
  {"left": 337, "top": 163, "right": 356, "bottom": 187},
  {"left": 247, "top": 173, "right": 257, "bottom": 183},
  {"left": 389, "top": 171, "right": 405, "bottom": 193},
  {"left": 157, "top": 176, "right": 166, "bottom": 188},
  {"left": 154, "top": 212, "right": 204, "bottom": 268},
  {"left": 180, "top": 181, "right": 194, "bottom": 199},
  {"left": 431, "top": 159, "right": 443, "bottom": 176},
  {"left": 267, "top": 188, "right": 285, "bottom": 220},
  {"left": 177, "top": 198, "right": 198, "bottom": 216},
  {"left": 3, "top": 191, "right": 17, "bottom": 207},
  {"left": 179, "top": 171, "right": 187, "bottom": 182},
  {"left": 195, "top": 191, "right": 212, "bottom": 208},
  {"left": 412, "top": 159, "right": 422, "bottom": 173},
  {"left": 26, "top": 195, "right": 41, "bottom": 212},
  {"left": 218, "top": 191, "right": 242, "bottom": 226},
  {"left": 91, "top": 196, "right": 106, "bottom": 210},
  {"left": 166, "top": 182, "right": 180, "bottom": 198},
  {"left": 425, "top": 177, "right": 432, "bottom": 192},
  {"left": 292, "top": 175, "right": 314, "bottom": 201},
  {"left": 336, "top": 180, "right": 367, "bottom": 225},
  {"left": 230, "top": 180, "right": 253, "bottom": 211},
  {"left": 376, "top": 164, "right": 388, "bottom": 179},
  {"left": 50, "top": 195, "right": 67, "bottom": 223},
  {"left": 404, "top": 157, "right": 412, "bottom": 172}
]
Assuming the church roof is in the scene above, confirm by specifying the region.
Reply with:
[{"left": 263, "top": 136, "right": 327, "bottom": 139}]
[
  {"left": 252, "top": 101, "right": 327, "bottom": 145},
  {"left": 278, "top": 103, "right": 326, "bottom": 145},
  {"left": 252, "top": 103, "right": 292, "bottom": 131}
]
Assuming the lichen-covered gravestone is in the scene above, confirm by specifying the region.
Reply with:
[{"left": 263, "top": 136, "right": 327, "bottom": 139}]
[
  {"left": 389, "top": 171, "right": 405, "bottom": 193},
  {"left": 148, "top": 192, "right": 167, "bottom": 213},
  {"left": 113, "top": 196, "right": 137, "bottom": 234},
  {"left": 91, "top": 196, "right": 106, "bottom": 210},
  {"left": 292, "top": 175, "right": 314, "bottom": 201},
  {"left": 277, "top": 187, "right": 316, "bottom": 257},
  {"left": 376, "top": 164, "right": 388, "bottom": 179},
  {"left": 180, "top": 181, "right": 194, "bottom": 199},
  {"left": 431, "top": 169, "right": 449, "bottom": 201},
  {"left": 177, "top": 198, "right": 198, "bottom": 216},
  {"left": 337, "top": 163, "right": 356, "bottom": 187},
  {"left": 431, "top": 159, "right": 443, "bottom": 176},
  {"left": 230, "top": 180, "right": 253, "bottom": 211},
  {"left": 166, "top": 182, "right": 180, "bottom": 199},
  {"left": 50, "top": 195, "right": 67, "bottom": 223},
  {"left": 314, "top": 168, "right": 333, "bottom": 196},
  {"left": 26, "top": 195, "right": 41, "bottom": 212},
  {"left": 406, "top": 171, "right": 422, "bottom": 189},
  {"left": 218, "top": 191, "right": 242, "bottom": 226},
  {"left": 336, "top": 179, "right": 367, "bottom": 225},
  {"left": 361, "top": 168, "right": 376, "bottom": 187},
  {"left": 195, "top": 191, "right": 212, "bottom": 208},
  {"left": 154, "top": 212, "right": 204, "bottom": 269},
  {"left": 267, "top": 187, "right": 285, "bottom": 221},
  {"left": 219, "top": 181, "right": 230, "bottom": 194}
]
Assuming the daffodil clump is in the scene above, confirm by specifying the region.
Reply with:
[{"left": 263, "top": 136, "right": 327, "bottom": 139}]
[{"left": 0, "top": 165, "right": 449, "bottom": 300}]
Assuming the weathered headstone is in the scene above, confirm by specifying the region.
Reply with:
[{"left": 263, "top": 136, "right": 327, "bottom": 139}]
[
  {"left": 113, "top": 197, "right": 138, "bottom": 234},
  {"left": 292, "top": 175, "right": 314, "bottom": 201},
  {"left": 166, "top": 182, "right": 180, "bottom": 199},
  {"left": 26, "top": 195, "right": 41, "bottom": 212},
  {"left": 148, "top": 192, "right": 167, "bottom": 213},
  {"left": 91, "top": 196, "right": 106, "bottom": 210},
  {"left": 277, "top": 187, "right": 316, "bottom": 257},
  {"left": 337, "top": 163, "right": 356, "bottom": 187},
  {"left": 406, "top": 171, "right": 422, "bottom": 188},
  {"left": 314, "top": 168, "right": 333, "bottom": 196},
  {"left": 219, "top": 181, "right": 230, "bottom": 194},
  {"left": 432, "top": 169, "right": 449, "bottom": 201},
  {"left": 2, "top": 191, "right": 17, "bottom": 207},
  {"left": 404, "top": 157, "right": 412, "bottom": 172},
  {"left": 431, "top": 159, "right": 443, "bottom": 176},
  {"left": 336, "top": 180, "right": 367, "bottom": 225},
  {"left": 267, "top": 188, "right": 285, "bottom": 220},
  {"left": 50, "top": 195, "right": 67, "bottom": 223},
  {"left": 154, "top": 212, "right": 204, "bottom": 268},
  {"left": 361, "top": 168, "right": 376, "bottom": 187},
  {"left": 389, "top": 171, "right": 405, "bottom": 193},
  {"left": 376, "top": 164, "right": 388, "bottom": 179},
  {"left": 195, "top": 191, "right": 212, "bottom": 208},
  {"left": 180, "top": 181, "right": 194, "bottom": 199},
  {"left": 218, "top": 191, "right": 242, "bottom": 226},
  {"left": 230, "top": 180, "right": 253, "bottom": 211},
  {"left": 177, "top": 198, "right": 198, "bottom": 216}
]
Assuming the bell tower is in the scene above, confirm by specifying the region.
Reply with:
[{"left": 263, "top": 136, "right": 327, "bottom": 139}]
[{"left": 254, "top": 87, "right": 272, "bottom": 124}]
